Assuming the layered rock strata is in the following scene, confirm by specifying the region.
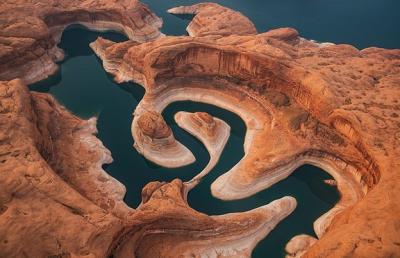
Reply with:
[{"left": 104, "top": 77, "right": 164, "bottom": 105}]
[
  {"left": 168, "top": 3, "right": 257, "bottom": 37},
  {"left": 175, "top": 111, "right": 230, "bottom": 190},
  {"left": 0, "top": 0, "right": 162, "bottom": 84},
  {"left": 91, "top": 3, "right": 400, "bottom": 257},
  {"left": 0, "top": 79, "right": 124, "bottom": 257},
  {"left": 1, "top": 0, "right": 399, "bottom": 257},
  {"left": 134, "top": 110, "right": 195, "bottom": 168}
]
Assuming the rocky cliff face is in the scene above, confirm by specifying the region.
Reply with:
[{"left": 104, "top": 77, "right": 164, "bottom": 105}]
[
  {"left": 0, "top": 79, "right": 124, "bottom": 257},
  {"left": 168, "top": 3, "right": 257, "bottom": 37},
  {"left": 0, "top": 2, "right": 301, "bottom": 257}
]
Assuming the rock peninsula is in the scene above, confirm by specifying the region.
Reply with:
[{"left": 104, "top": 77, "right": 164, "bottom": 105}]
[{"left": 175, "top": 111, "right": 230, "bottom": 190}]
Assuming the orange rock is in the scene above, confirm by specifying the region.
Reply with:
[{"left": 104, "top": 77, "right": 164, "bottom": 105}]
[
  {"left": 0, "top": 0, "right": 162, "bottom": 84},
  {"left": 168, "top": 3, "right": 257, "bottom": 37}
]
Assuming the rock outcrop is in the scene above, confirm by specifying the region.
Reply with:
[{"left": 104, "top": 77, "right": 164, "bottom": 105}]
[
  {"left": 175, "top": 111, "right": 230, "bottom": 190},
  {"left": 92, "top": 3, "right": 400, "bottom": 256},
  {"left": 0, "top": 79, "right": 124, "bottom": 257},
  {"left": 168, "top": 3, "right": 257, "bottom": 37},
  {"left": 133, "top": 110, "right": 195, "bottom": 168},
  {"left": 0, "top": 0, "right": 162, "bottom": 84}
]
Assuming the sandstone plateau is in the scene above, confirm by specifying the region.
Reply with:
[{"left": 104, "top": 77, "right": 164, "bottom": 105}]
[{"left": 1, "top": 1, "right": 400, "bottom": 258}]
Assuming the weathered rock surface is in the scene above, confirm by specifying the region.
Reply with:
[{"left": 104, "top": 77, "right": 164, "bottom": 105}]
[
  {"left": 0, "top": 0, "right": 162, "bottom": 84},
  {"left": 133, "top": 110, "right": 195, "bottom": 168},
  {"left": 175, "top": 111, "right": 230, "bottom": 190},
  {"left": 0, "top": 79, "right": 124, "bottom": 257},
  {"left": 92, "top": 4, "right": 400, "bottom": 256},
  {"left": 168, "top": 3, "right": 257, "bottom": 37},
  {"left": 286, "top": 235, "right": 317, "bottom": 258},
  {"left": 0, "top": 79, "right": 298, "bottom": 258}
]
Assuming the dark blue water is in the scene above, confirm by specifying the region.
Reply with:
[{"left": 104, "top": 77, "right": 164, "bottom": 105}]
[{"left": 143, "top": 0, "right": 400, "bottom": 49}]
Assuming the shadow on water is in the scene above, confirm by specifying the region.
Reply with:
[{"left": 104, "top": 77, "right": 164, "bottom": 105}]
[{"left": 30, "top": 26, "right": 340, "bottom": 258}]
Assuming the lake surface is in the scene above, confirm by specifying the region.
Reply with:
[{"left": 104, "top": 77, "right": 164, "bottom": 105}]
[{"left": 143, "top": 0, "right": 400, "bottom": 49}]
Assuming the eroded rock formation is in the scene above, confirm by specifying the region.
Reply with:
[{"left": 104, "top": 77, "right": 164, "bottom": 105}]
[
  {"left": 0, "top": 2, "right": 302, "bottom": 257},
  {"left": 134, "top": 110, "right": 195, "bottom": 168},
  {"left": 175, "top": 111, "right": 230, "bottom": 190},
  {"left": 168, "top": 3, "right": 257, "bottom": 37},
  {"left": 0, "top": 0, "right": 162, "bottom": 84},
  {"left": 0, "top": 79, "right": 298, "bottom": 258},
  {"left": 0, "top": 79, "right": 124, "bottom": 257},
  {"left": 92, "top": 3, "right": 400, "bottom": 257}
]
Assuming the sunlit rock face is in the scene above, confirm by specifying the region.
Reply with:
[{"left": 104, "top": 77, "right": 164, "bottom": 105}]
[
  {"left": 133, "top": 110, "right": 195, "bottom": 168},
  {"left": 175, "top": 111, "right": 230, "bottom": 191},
  {"left": 168, "top": 3, "right": 257, "bottom": 37},
  {"left": 1, "top": 1, "right": 400, "bottom": 258},
  {"left": 0, "top": 79, "right": 124, "bottom": 257},
  {"left": 0, "top": 0, "right": 162, "bottom": 84},
  {"left": 92, "top": 3, "right": 400, "bottom": 257}
]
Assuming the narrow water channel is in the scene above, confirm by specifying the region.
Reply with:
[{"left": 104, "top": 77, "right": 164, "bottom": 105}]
[{"left": 30, "top": 25, "right": 340, "bottom": 258}]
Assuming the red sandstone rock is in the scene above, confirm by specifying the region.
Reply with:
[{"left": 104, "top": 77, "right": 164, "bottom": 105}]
[
  {"left": 168, "top": 3, "right": 257, "bottom": 37},
  {"left": 0, "top": 0, "right": 162, "bottom": 84}
]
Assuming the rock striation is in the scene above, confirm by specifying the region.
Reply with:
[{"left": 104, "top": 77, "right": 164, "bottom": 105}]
[
  {"left": 92, "top": 3, "right": 400, "bottom": 257},
  {"left": 0, "top": 79, "right": 124, "bottom": 257},
  {"left": 0, "top": 0, "right": 162, "bottom": 84},
  {"left": 133, "top": 110, "right": 195, "bottom": 168},
  {"left": 175, "top": 111, "right": 230, "bottom": 190},
  {"left": 0, "top": 3, "right": 300, "bottom": 256},
  {"left": 168, "top": 3, "right": 257, "bottom": 37}
]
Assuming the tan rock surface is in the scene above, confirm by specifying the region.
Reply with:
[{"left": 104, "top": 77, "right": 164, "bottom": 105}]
[
  {"left": 175, "top": 111, "right": 230, "bottom": 191},
  {"left": 0, "top": 0, "right": 162, "bottom": 84},
  {"left": 168, "top": 3, "right": 257, "bottom": 37},
  {"left": 0, "top": 79, "right": 124, "bottom": 257},
  {"left": 92, "top": 4, "right": 400, "bottom": 256},
  {"left": 286, "top": 235, "right": 318, "bottom": 258},
  {"left": 133, "top": 110, "right": 196, "bottom": 168}
]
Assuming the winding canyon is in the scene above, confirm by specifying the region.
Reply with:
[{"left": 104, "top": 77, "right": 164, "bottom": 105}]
[{"left": 0, "top": 1, "right": 399, "bottom": 258}]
